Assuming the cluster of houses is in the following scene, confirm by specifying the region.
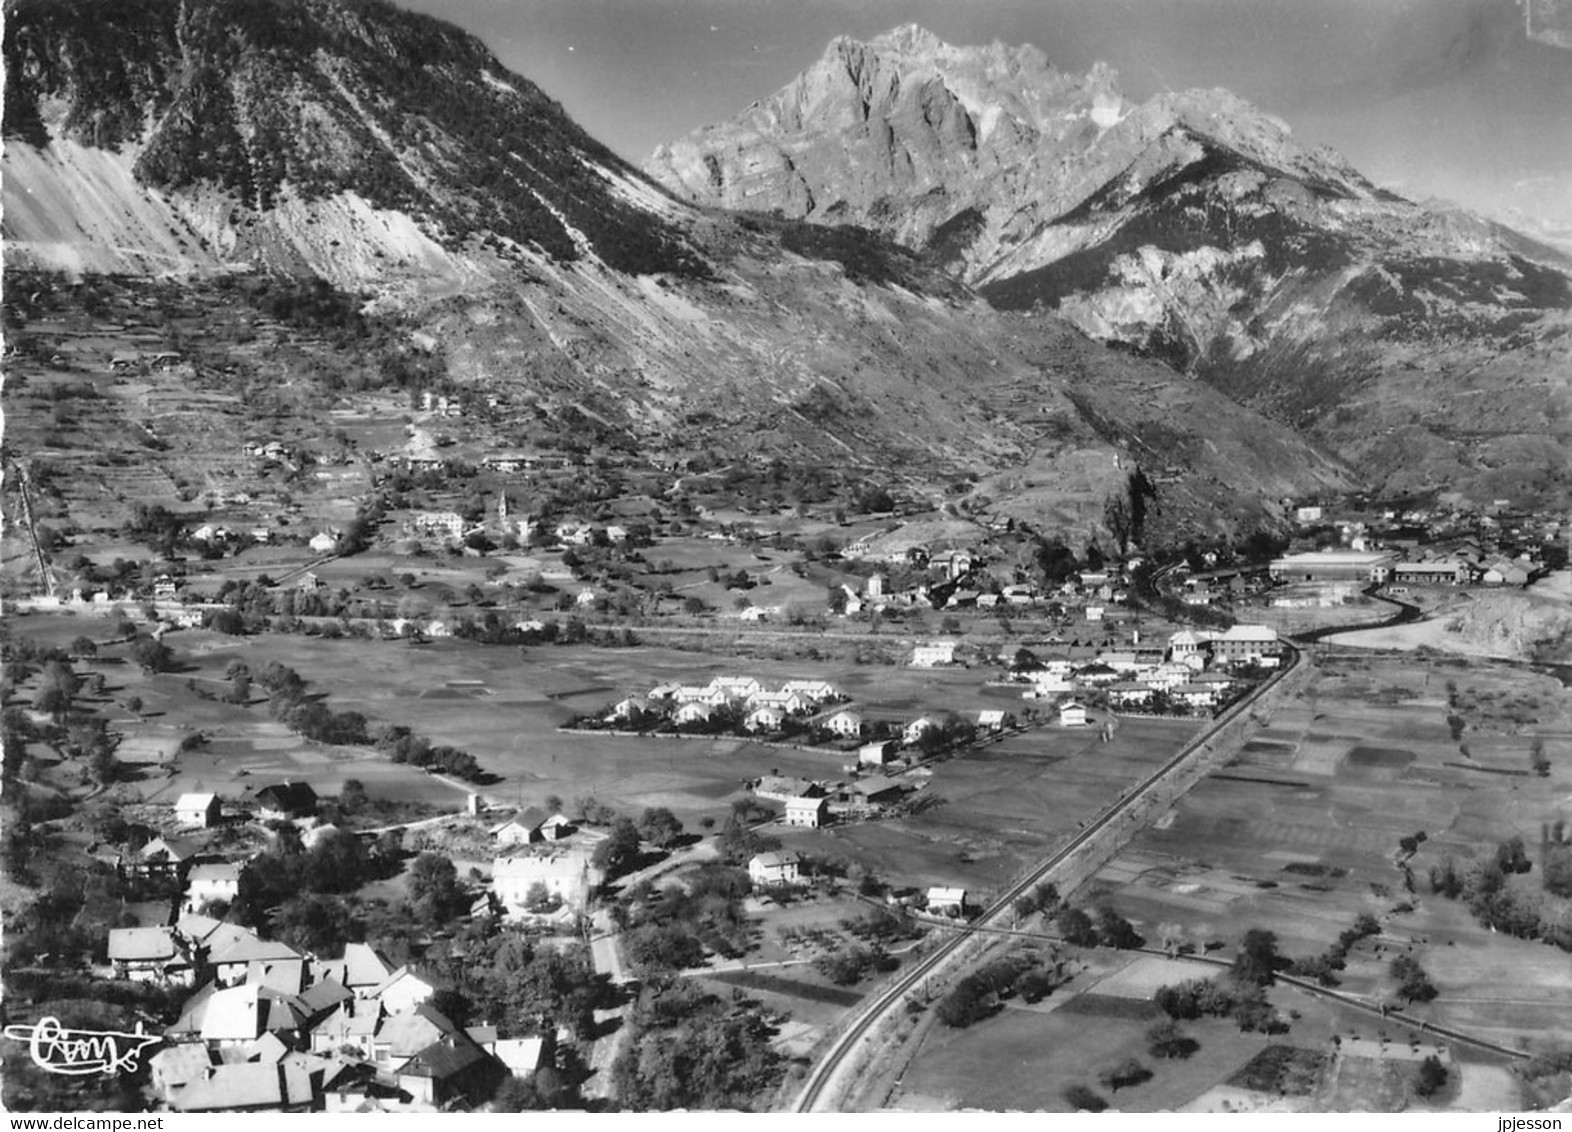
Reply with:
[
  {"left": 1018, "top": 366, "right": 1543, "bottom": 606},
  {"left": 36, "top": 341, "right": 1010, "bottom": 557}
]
[
  {"left": 108, "top": 919, "right": 548, "bottom": 1111},
  {"left": 747, "top": 771, "right": 914, "bottom": 831},
  {"left": 837, "top": 553, "right": 1127, "bottom": 618},
  {"left": 1014, "top": 625, "right": 1281, "bottom": 715},
  {"left": 604, "top": 676, "right": 842, "bottom": 732},
  {"left": 93, "top": 792, "right": 599, "bottom": 1111}
]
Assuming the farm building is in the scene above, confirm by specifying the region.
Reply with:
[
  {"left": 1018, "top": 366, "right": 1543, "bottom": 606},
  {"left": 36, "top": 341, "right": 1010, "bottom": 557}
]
[
  {"left": 489, "top": 808, "right": 553, "bottom": 847},
  {"left": 859, "top": 740, "right": 897, "bottom": 767},
  {"left": 175, "top": 792, "right": 222, "bottom": 829},
  {"left": 1059, "top": 702, "right": 1088, "bottom": 728},
  {"left": 1392, "top": 560, "right": 1472, "bottom": 586},
  {"left": 254, "top": 782, "right": 318, "bottom": 821},
  {"left": 910, "top": 642, "right": 957, "bottom": 668},
  {"left": 784, "top": 795, "right": 828, "bottom": 829},
  {"left": 977, "top": 710, "right": 1013, "bottom": 732},
  {"left": 926, "top": 887, "right": 969, "bottom": 916},
  {"left": 748, "top": 850, "right": 805, "bottom": 887},
  {"left": 1269, "top": 549, "right": 1396, "bottom": 584}
]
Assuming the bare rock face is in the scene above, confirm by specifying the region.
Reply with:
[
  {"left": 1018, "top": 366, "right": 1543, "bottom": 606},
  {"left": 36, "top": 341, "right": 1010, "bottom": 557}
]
[
  {"left": 0, "top": 0, "right": 1358, "bottom": 540},
  {"left": 647, "top": 25, "right": 1572, "bottom": 508}
]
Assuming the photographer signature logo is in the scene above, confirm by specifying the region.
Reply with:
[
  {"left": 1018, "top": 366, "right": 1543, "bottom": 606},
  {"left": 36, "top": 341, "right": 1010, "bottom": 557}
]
[{"left": 2, "top": 1017, "right": 160, "bottom": 1076}]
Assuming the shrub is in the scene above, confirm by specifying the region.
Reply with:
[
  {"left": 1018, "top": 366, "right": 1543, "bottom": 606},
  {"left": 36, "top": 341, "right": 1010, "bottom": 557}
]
[{"left": 1062, "top": 1084, "right": 1108, "bottom": 1112}]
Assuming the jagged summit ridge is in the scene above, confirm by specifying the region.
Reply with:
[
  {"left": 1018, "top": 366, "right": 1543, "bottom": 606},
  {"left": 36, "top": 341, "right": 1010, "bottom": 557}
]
[
  {"left": 643, "top": 25, "right": 1365, "bottom": 279},
  {"left": 647, "top": 24, "right": 1572, "bottom": 508}
]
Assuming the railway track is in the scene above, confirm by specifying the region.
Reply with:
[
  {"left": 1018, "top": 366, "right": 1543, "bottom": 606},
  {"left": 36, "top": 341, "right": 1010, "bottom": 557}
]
[{"left": 794, "top": 645, "right": 1304, "bottom": 1112}]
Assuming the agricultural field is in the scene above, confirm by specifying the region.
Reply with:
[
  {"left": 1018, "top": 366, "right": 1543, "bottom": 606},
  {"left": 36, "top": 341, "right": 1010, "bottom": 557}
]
[
  {"left": 789, "top": 716, "right": 1201, "bottom": 894},
  {"left": 893, "top": 649, "right": 1572, "bottom": 1111}
]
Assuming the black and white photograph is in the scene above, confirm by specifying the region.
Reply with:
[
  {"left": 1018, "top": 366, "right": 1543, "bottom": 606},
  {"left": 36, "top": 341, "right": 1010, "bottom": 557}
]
[{"left": 2, "top": 0, "right": 1570, "bottom": 1115}]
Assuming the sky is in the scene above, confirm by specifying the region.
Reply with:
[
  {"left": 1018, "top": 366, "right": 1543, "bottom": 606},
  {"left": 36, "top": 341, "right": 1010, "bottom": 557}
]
[{"left": 397, "top": 0, "right": 1572, "bottom": 239}]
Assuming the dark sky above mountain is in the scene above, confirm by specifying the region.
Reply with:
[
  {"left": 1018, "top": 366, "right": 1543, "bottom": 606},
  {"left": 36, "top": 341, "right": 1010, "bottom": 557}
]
[{"left": 397, "top": 0, "right": 1572, "bottom": 240}]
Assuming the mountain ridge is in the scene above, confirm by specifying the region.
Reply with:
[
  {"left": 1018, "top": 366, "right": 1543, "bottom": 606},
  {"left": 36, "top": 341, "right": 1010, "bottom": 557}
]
[
  {"left": 2, "top": 0, "right": 1358, "bottom": 545},
  {"left": 645, "top": 24, "right": 1572, "bottom": 509}
]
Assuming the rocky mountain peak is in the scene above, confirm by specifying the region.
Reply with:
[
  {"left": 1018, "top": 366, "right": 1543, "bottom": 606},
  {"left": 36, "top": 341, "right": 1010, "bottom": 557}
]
[{"left": 869, "top": 22, "right": 945, "bottom": 55}]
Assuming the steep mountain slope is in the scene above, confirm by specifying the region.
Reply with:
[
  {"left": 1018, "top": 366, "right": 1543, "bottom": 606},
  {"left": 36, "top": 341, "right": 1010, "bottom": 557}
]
[
  {"left": 647, "top": 26, "right": 1572, "bottom": 508},
  {"left": 3, "top": 0, "right": 709, "bottom": 282},
  {"left": 1, "top": 0, "right": 1353, "bottom": 544}
]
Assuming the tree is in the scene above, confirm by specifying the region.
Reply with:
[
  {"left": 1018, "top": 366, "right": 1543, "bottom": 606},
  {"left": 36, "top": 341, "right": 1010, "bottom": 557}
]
[
  {"left": 1544, "top": 844, "right": 1572, "bottom": 898},
  {"left": 1146, "top": 1019, "right": 1199, "bottom": 1059},
  {"left": 130, "top": 637, "right": 174, "bottom": 674},
  {"left": 636, "top": 807, "right": 684, "bottom": 850},
  {"left": 228, "top": 672, "right": 252, "bottom": 704},
  {"left": 34, "top": 660, "right": 80, "bottom": 725},
  {"left": 274, "top": 894, "right": 357, "bottom": 955},
  {"left": 68, "top": 636, "right": 98, "bottom": 658},
  {"left": 407, "top": 853, "right": 464, "bottom": 924},
  {"left": 1390, "top": 955, "right": 1438, "bottom": 1003},
  {"left": 1496, "top": 835, "right": 1532, "bottom": 875},
  {"left": 1104, "top": 493, "right": 1134, "bottom": 558},
  {"left": 1096, "top": 906, "right": 1144, "bottom": 949},
  {"left": 525, "top": 881, "right": 559, "bottom": 912},
  {"left": 936, "top": 976, "right": 997, "bottom": 1028},
  {"left": 593, "top": 817, "right": 642, "bottom": 879},
  {"left": 1414, "top": 1054, "right": 1449, "bottom": 1098},
  {"left": 1057, "top": 906, "right": 1098, "bottom": 946},
  {"left": 1530, "top": 737, "right": 1550, "bottom": 777},
  {"left": 1098, "top": 1058, "right": 1152, "bottom": 1092},
  {"left": 1234, "top": 928, "right": 1285, "bottom": 986},
  {"left": 340, "top": 779, "right": 368, "bottom": 812}
]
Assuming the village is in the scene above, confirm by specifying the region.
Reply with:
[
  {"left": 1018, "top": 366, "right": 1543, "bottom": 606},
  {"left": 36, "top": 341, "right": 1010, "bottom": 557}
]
[{"left": 4, "top": 273, "right": 1571, "bottom": 1113}]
